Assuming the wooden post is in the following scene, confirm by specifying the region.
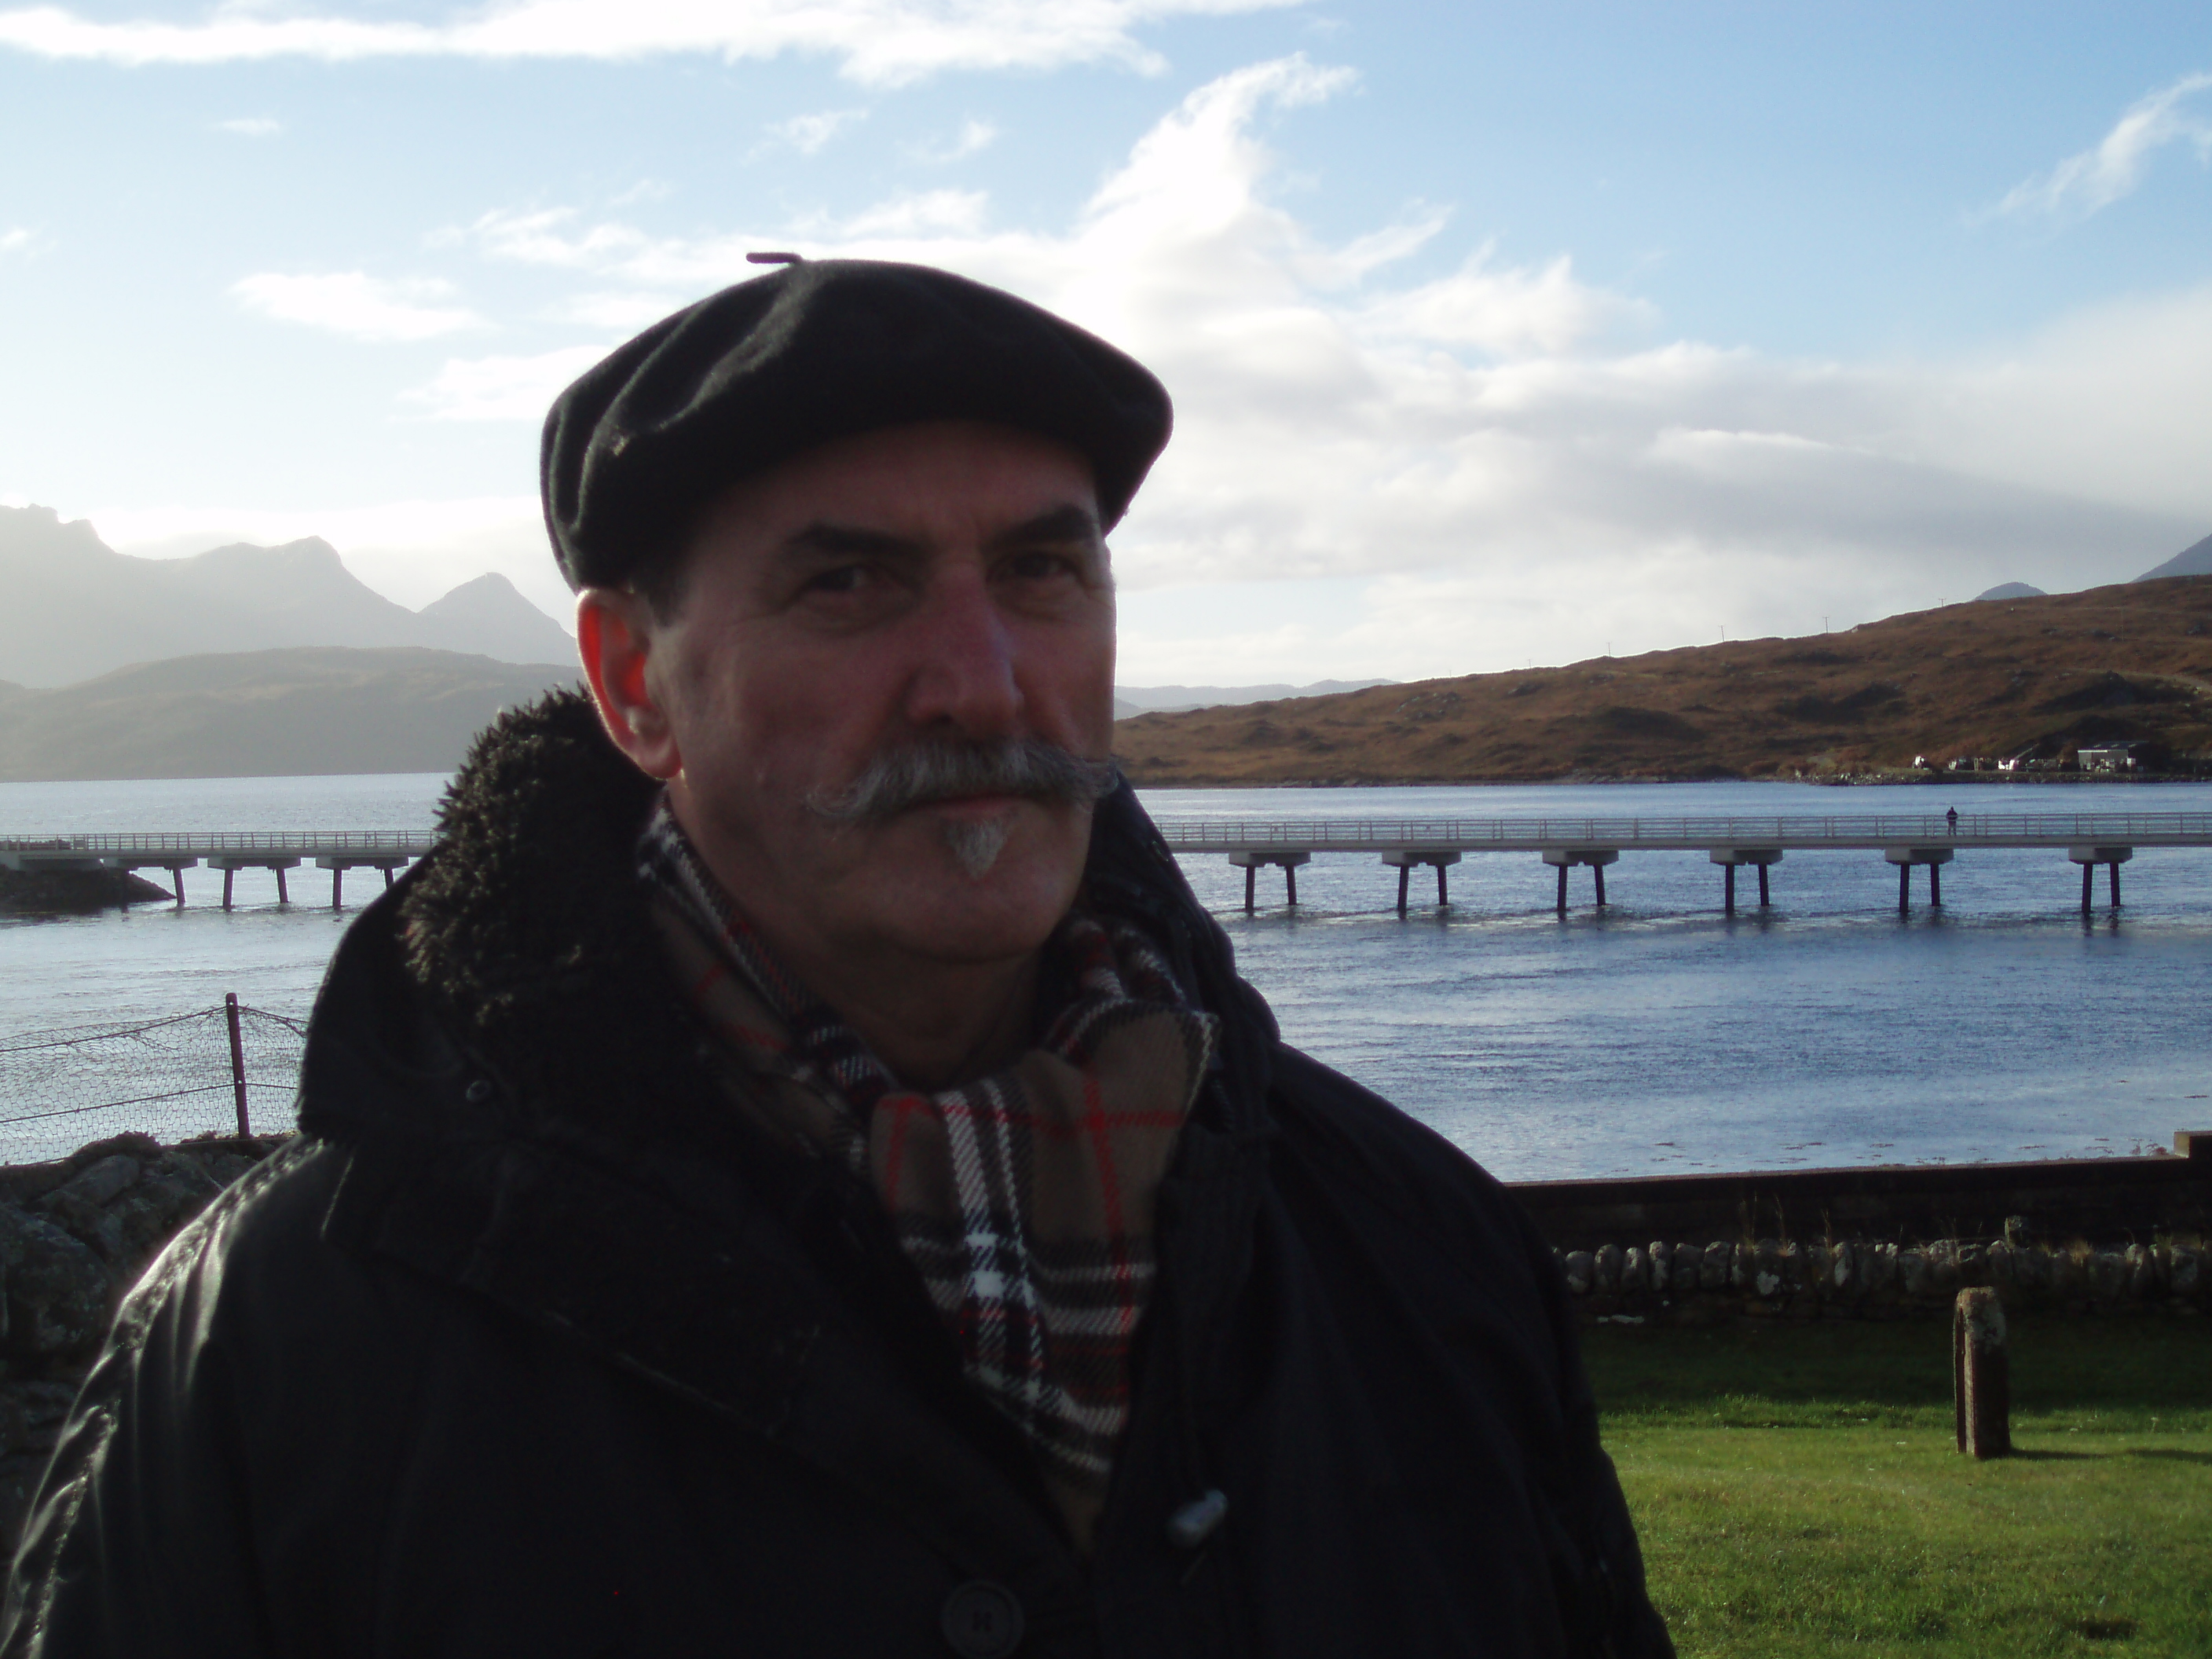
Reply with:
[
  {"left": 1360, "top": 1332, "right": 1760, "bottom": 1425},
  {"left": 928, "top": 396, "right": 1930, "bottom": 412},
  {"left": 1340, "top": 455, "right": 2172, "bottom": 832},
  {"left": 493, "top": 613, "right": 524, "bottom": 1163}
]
[
  {"left": 1555, "top": 864, "right": 1568, "bottom": 914},
  {"left": 2081, "top": 862, "right": 2093, "bottom": 912},
  {"left": 1953, "top": 1287, "right": 2010, "bottom": 1459},
  {"left": 1285, "top": 863, "right": 1298, "bottom": 907},
  {"left": 1435, "top": 862, "right": 1448, "bottom": 907},
  {"left": 223, "top": 867, "right": 236, "bottom": 910},
  {"left": 331, "top": 866, "right": 343, "bottom": 910},
  {"left": 1758, "top": 862, "right": 1771, "bottom": 906},
  {"left": 1723, "top": 863, "right": 1736, "bottom": 915},
  {"left": 1244, "top": 865, "right": 1255, "bottom": 914},
  {"left": 1899, "top": 862, "right": 1911, "bottom": 914},
  {"left": 2110, "top": 862, "right": 2121, "bottom": 906},
  {"left": 1593, "top": 864, "right": 1606, "bottom": 907},
  {"left": 171, "top": 866, "right": 185, "bottom": 907},
  {"left": 1397, "top": 865, "right": 1410, "bottom": 916},
  {"left": 383, "top": 866, "right": 396, "bottom": 890},
  {"left": 1930, "top": 862, "right": 1942, "bottom": 906},
  {"left": 225, "top": 992, "right": 251, "bottom": 1137}
]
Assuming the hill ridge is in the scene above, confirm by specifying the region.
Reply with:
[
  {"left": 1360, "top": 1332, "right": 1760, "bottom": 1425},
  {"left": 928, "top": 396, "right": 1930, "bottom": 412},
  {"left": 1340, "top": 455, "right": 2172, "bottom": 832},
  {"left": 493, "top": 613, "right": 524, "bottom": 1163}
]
[{"left": 1115, "top": 577, "right": 2212, "bottom": 786}]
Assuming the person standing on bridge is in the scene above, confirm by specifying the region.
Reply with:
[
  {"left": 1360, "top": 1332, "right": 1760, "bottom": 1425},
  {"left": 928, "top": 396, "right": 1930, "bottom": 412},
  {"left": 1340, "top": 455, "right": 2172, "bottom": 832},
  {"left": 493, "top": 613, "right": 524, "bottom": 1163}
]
[
  {"left": 5, "top": 260, "right": 1668, "bottom": 1659},
  {"left": 1948, "top": 806, "right": 1960, "bottom": 834}
]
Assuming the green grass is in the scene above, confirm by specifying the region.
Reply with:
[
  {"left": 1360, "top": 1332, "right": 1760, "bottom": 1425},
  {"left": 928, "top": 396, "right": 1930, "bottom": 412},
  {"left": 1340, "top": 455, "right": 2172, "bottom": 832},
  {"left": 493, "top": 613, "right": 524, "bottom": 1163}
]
[{"left": 1586, "top": 1317, "right": 2212, "bottom": 1658}]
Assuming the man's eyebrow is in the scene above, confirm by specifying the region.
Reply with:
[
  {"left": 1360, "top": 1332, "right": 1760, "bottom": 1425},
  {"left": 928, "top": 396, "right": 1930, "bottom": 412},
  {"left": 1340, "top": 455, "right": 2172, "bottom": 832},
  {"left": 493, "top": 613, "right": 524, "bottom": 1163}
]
[
  {"left": 779, "top": 522, "right": 927, "bottom": 561},
  {"left": 987, "top": 502, "right": 1104, "bottom": 551}
]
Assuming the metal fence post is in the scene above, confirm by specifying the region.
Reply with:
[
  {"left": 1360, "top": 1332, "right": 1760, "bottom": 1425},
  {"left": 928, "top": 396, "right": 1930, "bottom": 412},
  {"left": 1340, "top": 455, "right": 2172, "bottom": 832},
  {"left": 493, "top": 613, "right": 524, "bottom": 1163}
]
[{"left": 225, "top": 993, "right": 251, "bottom": 1137}]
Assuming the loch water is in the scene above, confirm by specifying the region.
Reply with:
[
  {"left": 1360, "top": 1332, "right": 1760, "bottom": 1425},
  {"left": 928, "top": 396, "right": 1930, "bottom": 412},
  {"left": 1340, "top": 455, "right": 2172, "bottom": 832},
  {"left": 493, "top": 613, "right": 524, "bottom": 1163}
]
[{"left": 4, "top": 774, "right": 2209, "bottom": 1177}]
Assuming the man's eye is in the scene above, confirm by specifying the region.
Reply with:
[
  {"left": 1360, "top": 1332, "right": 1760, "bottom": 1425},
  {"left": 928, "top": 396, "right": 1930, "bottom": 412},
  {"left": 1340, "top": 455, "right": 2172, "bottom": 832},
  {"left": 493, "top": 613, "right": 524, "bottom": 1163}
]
[
  {"left": 802, "top": 563, "right": 873, "bottom": 596},
  {"left": 1004, "top": 550, "right": 1079, "bottom": 582}
]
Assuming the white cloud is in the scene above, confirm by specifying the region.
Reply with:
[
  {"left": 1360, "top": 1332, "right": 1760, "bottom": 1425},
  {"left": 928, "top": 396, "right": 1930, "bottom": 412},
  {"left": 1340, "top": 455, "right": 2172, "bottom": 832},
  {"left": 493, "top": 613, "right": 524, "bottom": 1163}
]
[
  {"left": 0, "top": 225, "right": 43, "bottom": 258},
  {"left": 403, "top": 344, "right": 613, "bottom": 420},
  {"left": 755, "top": 107, "right": 866, "bottom": 158},
  {"left": 1989, "top": 71, "right": 2212, "bottom": 222},
  {"left": 0, "top": 0, "right": 1303, "bottom": 85},
  {"left": 906, "top": 116, "right": 998, "bottom": 164},
  {"left": 230, "top": 271, "right": 485, "bottom": 341},
  {"left": 545, "top": 289, "right": 687, "bottom": 330},
  {"left": 829, "top": 189, "right": 988, "bottom": 238},
  {"left": 214, "top": 115, "right": 280, "bottom": 137}
]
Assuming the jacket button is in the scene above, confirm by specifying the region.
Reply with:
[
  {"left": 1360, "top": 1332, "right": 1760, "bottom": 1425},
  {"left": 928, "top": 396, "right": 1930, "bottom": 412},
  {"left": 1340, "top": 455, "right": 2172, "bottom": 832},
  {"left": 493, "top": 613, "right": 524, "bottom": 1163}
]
[
  {"left": 464, "top": 1079, "right": 494, "bottom": 1104},
  {"left": 1167, "top": 1488, "right": 1229, "bottom": 1549},
  {"left": 940, "top": 1580, "right": 1024, "bottom": 1658}
]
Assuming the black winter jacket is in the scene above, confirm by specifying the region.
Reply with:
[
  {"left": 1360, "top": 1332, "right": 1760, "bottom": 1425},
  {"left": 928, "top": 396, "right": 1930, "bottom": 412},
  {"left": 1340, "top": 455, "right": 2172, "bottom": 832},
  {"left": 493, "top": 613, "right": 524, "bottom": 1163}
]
[{"left": 2, "top": 694, "right": 1670, "bottom": 1659}]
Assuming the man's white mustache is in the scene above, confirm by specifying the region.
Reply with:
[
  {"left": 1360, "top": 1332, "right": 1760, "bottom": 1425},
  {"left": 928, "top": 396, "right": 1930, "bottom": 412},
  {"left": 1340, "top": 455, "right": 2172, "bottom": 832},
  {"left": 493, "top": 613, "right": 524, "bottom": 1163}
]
[{"left": 805, "top": 738, "right": 1119, "bottom": 826}]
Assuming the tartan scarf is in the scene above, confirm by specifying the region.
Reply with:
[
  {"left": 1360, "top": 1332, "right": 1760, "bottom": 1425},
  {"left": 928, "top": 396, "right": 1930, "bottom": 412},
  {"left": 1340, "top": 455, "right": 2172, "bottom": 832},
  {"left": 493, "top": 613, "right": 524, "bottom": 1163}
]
[{"left": 637, "top": 800, "right": 1218, "bottom": 1542}]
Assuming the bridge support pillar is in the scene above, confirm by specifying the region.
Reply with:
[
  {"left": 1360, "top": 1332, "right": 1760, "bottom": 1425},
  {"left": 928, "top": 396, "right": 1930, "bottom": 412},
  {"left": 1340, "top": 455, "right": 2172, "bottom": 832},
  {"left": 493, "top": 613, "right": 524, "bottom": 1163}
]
[
  {"left": 99, "top": 857, "right": 200, "bottom": 910},
  {"left": 1543, "top": 848, "right": 1619, "bottom": 914},
  {"left": 1709, "top": 848, "right": 1783, "bottom": 915},
  {"left": 210, "top": 855, "right": 302, "bottom": 908},
  {"left": 1884, "top": 847, "right": 1954, "bottom": 914},
  {"left": 1380, "top": 849, "right": 1461, "bottom": 916},
  {"left": 2067, "top": 845, "right": 2133, "bottom": 913},
  {"left": 1229, "top": 849, "right": 1311, "bottom": 913},
  {"left": 316, "top": 856, "right": 412, "bottom": 911}
]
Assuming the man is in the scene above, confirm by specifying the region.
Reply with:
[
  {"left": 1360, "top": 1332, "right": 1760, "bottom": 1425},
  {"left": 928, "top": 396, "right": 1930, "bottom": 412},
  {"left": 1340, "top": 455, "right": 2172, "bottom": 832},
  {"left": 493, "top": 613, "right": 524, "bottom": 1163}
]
[{"left": 5, "top": 260, "right": 1669, "bottom": 1657}]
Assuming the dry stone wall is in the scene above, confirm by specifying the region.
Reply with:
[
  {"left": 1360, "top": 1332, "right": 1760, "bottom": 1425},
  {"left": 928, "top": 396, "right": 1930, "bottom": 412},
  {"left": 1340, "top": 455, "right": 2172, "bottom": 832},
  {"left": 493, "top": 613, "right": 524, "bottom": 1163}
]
[{"left": 1553, "top": 1232, "right": 2209, "bottom": 1326}]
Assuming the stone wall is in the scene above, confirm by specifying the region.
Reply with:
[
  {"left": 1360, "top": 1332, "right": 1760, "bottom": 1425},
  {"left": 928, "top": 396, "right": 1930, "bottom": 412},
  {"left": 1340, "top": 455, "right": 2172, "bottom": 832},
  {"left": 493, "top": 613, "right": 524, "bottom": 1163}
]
[
  {"left": 1552, "top": 1232, "right": 2209, "bottom": 1326},
  {"left": 0, "top": 1131, "right": 290, "bottom": 1557}
]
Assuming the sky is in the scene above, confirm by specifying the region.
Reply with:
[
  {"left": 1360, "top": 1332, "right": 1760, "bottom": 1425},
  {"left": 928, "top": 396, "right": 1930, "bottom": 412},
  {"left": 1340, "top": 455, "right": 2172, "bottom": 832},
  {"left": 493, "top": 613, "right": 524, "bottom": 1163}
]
[{"left": 2, "top": 2, "right": 2210, "bottom": 687}]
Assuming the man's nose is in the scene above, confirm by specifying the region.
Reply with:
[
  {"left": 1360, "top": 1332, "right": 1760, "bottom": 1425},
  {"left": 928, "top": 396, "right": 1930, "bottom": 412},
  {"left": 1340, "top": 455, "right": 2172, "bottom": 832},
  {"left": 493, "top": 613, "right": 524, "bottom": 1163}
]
[{"left": 899, "top": 567, "right": 1023, "bottom": 735}]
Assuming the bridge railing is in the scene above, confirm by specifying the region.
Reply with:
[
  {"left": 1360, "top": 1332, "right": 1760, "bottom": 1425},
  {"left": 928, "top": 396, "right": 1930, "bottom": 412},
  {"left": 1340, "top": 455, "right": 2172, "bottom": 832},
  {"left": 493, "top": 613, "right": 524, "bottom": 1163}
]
[
  {"left": 0, "top": 831, "right": 430, "bottom": 855},
  {"left": 1149, "top": 812, "right": 2212, "bottom": 847}
]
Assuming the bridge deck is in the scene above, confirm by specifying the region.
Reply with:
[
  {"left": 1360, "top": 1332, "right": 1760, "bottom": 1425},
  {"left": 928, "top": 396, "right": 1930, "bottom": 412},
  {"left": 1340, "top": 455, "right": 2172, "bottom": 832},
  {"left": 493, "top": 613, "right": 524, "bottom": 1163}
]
[{"left": 1152, "top": 811, "right": 2212, "bottom": 854}]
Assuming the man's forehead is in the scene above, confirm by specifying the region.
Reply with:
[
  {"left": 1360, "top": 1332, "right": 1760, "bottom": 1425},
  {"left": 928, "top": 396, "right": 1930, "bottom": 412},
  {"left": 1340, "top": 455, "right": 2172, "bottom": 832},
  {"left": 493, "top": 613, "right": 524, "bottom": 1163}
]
[{"left": 693, "top": 420, "right": 1104, "bottom": 552}]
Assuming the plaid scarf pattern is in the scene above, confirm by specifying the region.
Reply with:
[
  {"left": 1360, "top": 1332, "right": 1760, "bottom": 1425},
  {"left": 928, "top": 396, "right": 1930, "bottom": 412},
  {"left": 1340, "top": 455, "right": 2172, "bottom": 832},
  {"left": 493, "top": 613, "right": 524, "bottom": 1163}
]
[{"left": 638, "top": 802, "right": 1216, "bottom": 1536}]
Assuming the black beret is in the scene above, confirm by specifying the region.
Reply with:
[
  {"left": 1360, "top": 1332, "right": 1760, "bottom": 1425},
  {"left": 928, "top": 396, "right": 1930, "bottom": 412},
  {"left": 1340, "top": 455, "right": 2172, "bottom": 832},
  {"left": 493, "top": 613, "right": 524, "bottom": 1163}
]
[{"left": 540, "top": 258, "right": 1173, "bottom": 591}]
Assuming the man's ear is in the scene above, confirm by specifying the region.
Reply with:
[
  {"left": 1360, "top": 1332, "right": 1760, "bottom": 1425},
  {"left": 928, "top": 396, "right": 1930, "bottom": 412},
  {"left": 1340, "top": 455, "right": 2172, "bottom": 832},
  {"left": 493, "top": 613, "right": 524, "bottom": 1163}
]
[{"left": 577, "top": 588, "right": 683, "bottom": 781}]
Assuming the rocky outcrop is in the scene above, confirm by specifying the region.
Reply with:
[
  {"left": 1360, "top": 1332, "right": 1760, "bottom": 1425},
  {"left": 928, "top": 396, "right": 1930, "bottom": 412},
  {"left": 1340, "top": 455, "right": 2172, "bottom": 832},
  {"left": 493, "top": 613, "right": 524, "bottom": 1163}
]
[
  {"left": 0, "top": 865, "right": 174, "bottom": 914},
  {"left": 0, "top": 1132, "right": 289, "bottom": 1554},
  {"left": 1555, "top": 1230, "right": 2210, "bottom": 1326}
]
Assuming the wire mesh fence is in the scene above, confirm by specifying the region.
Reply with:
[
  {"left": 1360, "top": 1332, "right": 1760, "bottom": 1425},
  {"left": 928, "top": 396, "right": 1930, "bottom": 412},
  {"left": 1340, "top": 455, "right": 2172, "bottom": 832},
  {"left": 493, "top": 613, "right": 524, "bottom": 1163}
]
[{"left": 0, "top": 998, "right": 306, "bottom": 1166}]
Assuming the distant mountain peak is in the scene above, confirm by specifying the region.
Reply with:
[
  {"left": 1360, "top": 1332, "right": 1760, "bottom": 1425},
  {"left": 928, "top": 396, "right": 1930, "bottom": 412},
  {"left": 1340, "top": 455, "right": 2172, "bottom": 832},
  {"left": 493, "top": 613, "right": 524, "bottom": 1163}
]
[
  {"left": 415, "top": 570, "right": 574, "bottom": 664},
  {"left": 1974, "top": 582, "right": 2046, "bottom": 602},
  {"left": 0, "top": 511, "right": 573, "bottom": 686},
  {"left": 2137, "top": 531, "right": 2212, "bottom": 583}
]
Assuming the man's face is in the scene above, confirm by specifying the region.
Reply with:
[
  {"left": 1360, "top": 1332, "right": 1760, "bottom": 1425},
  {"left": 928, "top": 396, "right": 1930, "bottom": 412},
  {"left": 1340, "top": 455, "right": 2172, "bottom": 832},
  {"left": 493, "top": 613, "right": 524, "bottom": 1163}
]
[{"left": 630, "top": 419, "right": 1115, "bottom": 969}]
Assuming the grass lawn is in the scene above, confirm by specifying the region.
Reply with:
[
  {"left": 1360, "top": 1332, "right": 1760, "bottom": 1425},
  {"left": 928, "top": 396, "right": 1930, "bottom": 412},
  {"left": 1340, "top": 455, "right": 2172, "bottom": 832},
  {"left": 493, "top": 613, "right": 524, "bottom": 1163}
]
[{"left": 1585, "top": 1316, "right": 2212, "bottom": 1659}]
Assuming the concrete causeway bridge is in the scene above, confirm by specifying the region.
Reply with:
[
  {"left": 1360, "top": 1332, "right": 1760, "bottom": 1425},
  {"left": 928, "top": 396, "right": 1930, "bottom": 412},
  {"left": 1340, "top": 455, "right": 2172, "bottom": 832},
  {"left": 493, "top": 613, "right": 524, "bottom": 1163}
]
[
  {"left": 1152, "top": 810, "right": 2212, "bottom": 915},
  {"left": 0, "top": 832, "right": 433, "bottom": 909}
]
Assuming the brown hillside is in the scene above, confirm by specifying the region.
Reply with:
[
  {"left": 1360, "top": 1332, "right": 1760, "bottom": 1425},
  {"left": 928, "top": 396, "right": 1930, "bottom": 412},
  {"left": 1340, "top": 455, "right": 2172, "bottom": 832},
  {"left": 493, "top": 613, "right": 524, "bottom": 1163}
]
[{"left": 1114, "top": 576, "right": 2212, "bottom": 786}]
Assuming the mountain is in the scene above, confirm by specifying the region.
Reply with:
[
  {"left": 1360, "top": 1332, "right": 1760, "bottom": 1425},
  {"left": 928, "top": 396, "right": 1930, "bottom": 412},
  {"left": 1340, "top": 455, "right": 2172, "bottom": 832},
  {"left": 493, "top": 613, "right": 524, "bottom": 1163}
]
[
  {"left": 2137, "top": 531, "right": 2212, "bottom": 582},
  {"left": 0, "top": 504, "right": 574, "bottom": 687},
  {"left": 1114, "top": 577, "right": 2212, "bottom": 785},
  {"left": 1974, "top": 582, "right": 2045, "bottom": 601},
  {"left": 412, "top": 573, "right": 576, "bottom": 665},
  {"left": 1115, "top": 679, "right": 1395, "bottom": 714},
  {"left": 0, "top": 648, "right": 579, "bottom": 781}
]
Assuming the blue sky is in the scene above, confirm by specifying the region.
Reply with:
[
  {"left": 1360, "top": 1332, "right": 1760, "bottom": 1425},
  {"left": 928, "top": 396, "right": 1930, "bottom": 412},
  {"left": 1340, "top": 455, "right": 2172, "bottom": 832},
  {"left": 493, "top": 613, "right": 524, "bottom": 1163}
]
[{"left": 2, "top": 1, "right": 2209, "bottom": 684}]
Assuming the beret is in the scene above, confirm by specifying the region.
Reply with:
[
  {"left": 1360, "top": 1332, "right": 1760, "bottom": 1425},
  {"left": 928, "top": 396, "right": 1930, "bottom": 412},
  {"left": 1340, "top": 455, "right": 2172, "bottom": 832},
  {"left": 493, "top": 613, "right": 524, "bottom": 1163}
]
[{"left": 540, "top": 258, "right": 1173, "bottom": 591}]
